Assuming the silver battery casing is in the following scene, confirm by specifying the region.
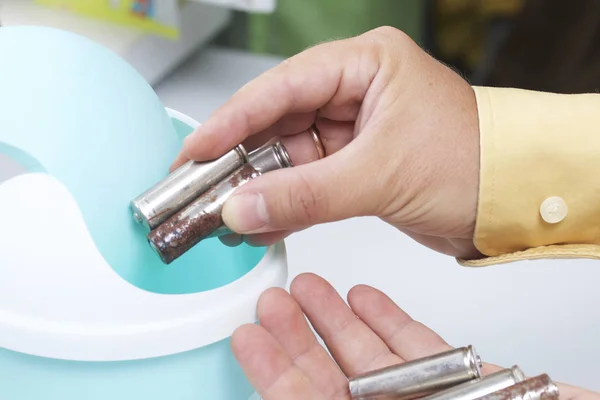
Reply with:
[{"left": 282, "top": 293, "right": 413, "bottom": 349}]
[
  {"left": 147, "top": 163, "right": 260, "bottom": 264},
  {"left": 147, "top": 142, "right": 293, "bottom": 264},
  {"left": 420, "top": 366, "right": 526, "bottom": 400},
  {"left": 475, "top": 374, "right": 559, "bottom": 400},
  {"left": 130, "top": 144, "right": 249, "bottom": 230},
  {"left": 349, "top": 346, "right": 483, "bottom": 400},
  {"left": 205, "top": 141, "right": 293, "bottom": 239},
  {"left": 248, "top": 141, "right": 293, "bottom": 174}
]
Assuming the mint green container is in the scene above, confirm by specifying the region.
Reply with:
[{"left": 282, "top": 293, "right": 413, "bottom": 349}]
[{"left": 0, "top": 26, "right": 286, "bottom": 399}]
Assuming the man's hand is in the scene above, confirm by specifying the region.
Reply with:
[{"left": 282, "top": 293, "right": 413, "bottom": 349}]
[
  {"left": 231, "top": 274, "right": 599, "bottom": 400},
  {"left": 172, "top": 26, "right": 481, "bottom": 259}
]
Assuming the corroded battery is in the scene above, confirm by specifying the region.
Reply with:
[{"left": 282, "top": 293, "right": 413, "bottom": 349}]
[
  {"left": 349, "top": 346, "right": 483, "bottom": 400},
  {"left": 421, "top": 366, "right": 526, "bottom": 400},
  {"left": 147, "top": 141, "right": 293, "bottom": 264},
  {"left": 130, "top": 144, "right": 249, "bottom": 230},
  {"left": 476, "top": 374, "right": 559, "bottom": 400}
]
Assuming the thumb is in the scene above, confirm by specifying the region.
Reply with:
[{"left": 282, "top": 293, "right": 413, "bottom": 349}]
[{"left": 222, "top": 148, "right": 374, "bottom": 234}]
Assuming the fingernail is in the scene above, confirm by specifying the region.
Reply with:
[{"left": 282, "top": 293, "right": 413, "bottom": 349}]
[
  {"left": 182, "top": 132, "right": 198, "bottom": 150},
  {"left": 182, "top": 124, "right": 210, "bottom": 147},
  {"left": 223, "top": 193, "right": 269, "bottom": 233},
  {"left": 169, "top": 151, "right": 188, "bottom": 172}
]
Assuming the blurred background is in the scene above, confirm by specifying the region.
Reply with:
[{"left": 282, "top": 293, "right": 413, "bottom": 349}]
[
  {"left": 216, "top": 0, "right": 600, "bottom": 93},
  {"left": 3, "top": 0, "right": 600, "bottom": 92},
  {"left": 1, "top": 0, "right": 600, "bottom": 391}
]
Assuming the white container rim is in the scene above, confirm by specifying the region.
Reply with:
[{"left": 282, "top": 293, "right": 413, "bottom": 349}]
[{"left": 0, "top": 108, "right": 288, "bottom": 362}]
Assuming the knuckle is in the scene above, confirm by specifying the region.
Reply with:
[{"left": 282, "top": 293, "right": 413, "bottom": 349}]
[
  {"left": 363, "top": 26, "right": 416, "bottom": 63},
  {"left": 370, "top": 25, "right": 400, "bottom": 37},
  {"left": 367, "top": 25, "right": 412, "bottom": 45}
]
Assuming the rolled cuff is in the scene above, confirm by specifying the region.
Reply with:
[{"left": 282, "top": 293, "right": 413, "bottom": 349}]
[{"left": 466, "top": 86, "right": 600, "bottom": 265}]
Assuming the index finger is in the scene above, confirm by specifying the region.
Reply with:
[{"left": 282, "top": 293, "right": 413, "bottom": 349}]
[
  {"left": 181, "top": 34, "right": 379, "bottom": 161},
  {"left": 290, "top": 273, "right": 403, "bottom": 377}
]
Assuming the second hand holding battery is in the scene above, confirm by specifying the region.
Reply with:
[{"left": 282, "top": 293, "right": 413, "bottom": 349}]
[{"left": 348, "top": 345, "right": 559, "bottom": 400}]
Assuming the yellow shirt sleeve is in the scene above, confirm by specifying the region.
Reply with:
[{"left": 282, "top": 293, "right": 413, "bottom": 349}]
[{"left": 460, "top": 86, "right": 600, "bottom": 267}]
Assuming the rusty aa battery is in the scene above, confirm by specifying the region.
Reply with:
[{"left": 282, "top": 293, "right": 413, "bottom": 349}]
[
  {"left": 130, "top": 144, "right": 249, "bottom": 230},
  {"left": 421, "top": 366, "right": 526, "bottom": 400},
  {"left": 476, "top": 374, "right": 559, "bottom": 400},
  {"left": 147, "top": 141, "right": 293, "bottom": 264},
  {"left": 348, "top": 346, "right": 483, "bottom": 400}
]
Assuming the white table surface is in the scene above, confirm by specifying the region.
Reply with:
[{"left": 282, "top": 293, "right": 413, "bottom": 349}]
[
  {"left": 0, "top": 46, "right": 598, "bottom": 391},
  {"left": 155, "top": 47, "right": 600, "bottom": 391}
]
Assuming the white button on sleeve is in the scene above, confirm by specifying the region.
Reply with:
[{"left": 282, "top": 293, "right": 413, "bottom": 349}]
[{"left": 540, "top": 196, "right": 568, "bottom": 224}]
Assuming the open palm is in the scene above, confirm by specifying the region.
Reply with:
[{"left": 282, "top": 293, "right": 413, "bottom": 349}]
[{"left": 231, "top": 273, "right": 598, "bottom": 400}]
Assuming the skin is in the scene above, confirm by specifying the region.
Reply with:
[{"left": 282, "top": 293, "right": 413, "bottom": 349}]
[
  {"left": 171, "top": 26, "right": 599, "bottom": 397},
  {"left": 234, "top": 273, "right": 599, "bottom": 400},
  {"left": 172, "top": 26, "right": 481, "bottom": 259}
]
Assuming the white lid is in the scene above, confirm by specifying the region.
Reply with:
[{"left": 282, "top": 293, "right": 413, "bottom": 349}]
[{"left": 0, "top": 159, "right": 287, "bottom": 362}]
